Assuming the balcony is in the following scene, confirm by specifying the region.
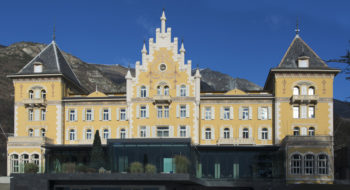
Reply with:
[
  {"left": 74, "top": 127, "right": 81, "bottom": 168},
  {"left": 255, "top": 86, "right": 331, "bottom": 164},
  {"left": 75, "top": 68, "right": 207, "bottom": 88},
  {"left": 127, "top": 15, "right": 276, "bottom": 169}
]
[
  {"left": 217, "top": 138, "right": 255, "bottom": 145},
  {"left": 23, "top": 98, "right": 47, "bottom": 107},
  {"left": 153, "top": 95, "right": 172, "bottom": 104},
  {"left": 291, "top": 95, "right": 318, "bottom": 104},
  {"left": 7, "top": 136, "right": 53, "bottom": 147},
  {"left": 281, "top": 135, "right": 332, "bottom": 146}
]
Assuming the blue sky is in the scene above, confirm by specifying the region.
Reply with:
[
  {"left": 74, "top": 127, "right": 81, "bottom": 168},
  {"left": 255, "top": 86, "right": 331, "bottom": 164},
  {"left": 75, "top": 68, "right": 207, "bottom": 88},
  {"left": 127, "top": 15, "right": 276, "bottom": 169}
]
[{"left": 0, "top": 0, "right": 349, "bottom": 100}]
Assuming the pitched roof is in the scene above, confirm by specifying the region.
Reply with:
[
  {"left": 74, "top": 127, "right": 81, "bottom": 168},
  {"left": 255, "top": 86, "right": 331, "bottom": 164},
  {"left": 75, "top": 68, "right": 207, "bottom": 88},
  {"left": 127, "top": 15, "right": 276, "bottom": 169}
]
[
  {"left": 17, "top": 41, "right": 81, "bottom": 85},
  {"left": 277, "top": 35, "right": 328, "bottom": 69}
]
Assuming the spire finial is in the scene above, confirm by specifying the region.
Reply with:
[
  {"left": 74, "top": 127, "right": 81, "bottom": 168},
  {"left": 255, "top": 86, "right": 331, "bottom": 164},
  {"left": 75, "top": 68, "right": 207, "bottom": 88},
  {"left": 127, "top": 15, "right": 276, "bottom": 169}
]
[
  {"left": 95, "top": 84, "right": 98, "bottom": 92},
  {"left": 180, "top": 37, "right": 185, "bottom": 53},
  {"left": 141, "top": 39, "right": 147, "bottom": 54},
  {"left": 53, "top": 23, "right": 56, "bottom": 42},
  {"left": 295, "top": 18, "right": 300, "bottom": 36},
  {"left": 160, "top": 9, "right": 166, "bottom": 33}
]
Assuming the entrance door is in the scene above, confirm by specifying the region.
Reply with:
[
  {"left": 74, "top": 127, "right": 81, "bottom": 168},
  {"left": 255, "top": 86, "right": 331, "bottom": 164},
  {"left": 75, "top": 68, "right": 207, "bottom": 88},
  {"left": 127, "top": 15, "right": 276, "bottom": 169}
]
[{"left": 163, "top": 158, "right": 174, "bottom": 173}]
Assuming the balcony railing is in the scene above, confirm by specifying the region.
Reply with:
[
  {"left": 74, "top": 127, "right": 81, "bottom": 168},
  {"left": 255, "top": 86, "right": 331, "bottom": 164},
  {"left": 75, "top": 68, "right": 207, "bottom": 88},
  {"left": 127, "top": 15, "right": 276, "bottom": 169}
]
[
  {"left": 153, "top": 95, "right": 172, "bottom": 104},
  {"left": 7, "top": 136, "right": 53, "bottom": 146},
  {"left": 291, "top": 95, "right": 319, "bottom": 103},
  {"left": 23, "top": 98, "right": 47, "bottom": 107},
  {"left": 217, "top": 138, "right": 255, "bottom": 145}
]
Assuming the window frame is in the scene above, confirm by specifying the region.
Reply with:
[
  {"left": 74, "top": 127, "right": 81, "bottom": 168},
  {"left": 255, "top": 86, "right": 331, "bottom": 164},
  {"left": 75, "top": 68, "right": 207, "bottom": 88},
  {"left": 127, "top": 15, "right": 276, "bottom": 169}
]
[
  {"left": 242, "top": 128, "right": 249, "bottom": 139},
  {"left": 261, "top": 128, "right": 268, "bottom": 140},
  {"left": 69, "top": 129, "right": 76, "bottom": 141},
  {"left": 140, "top": 126, "right": 147, "bottom": 138},
  {"left": 86, "top": 129, "right": 92, "bottom": 140},
  {"left": 205, "top": 107, "right": 211, "bottom": 120},
  {"left": 103, "top": 109, "right": 109, "bottom": 121},
  {"left": 180, "top": 126, "right": 186, "bottom": 137},
  {"left": 120, "top": 108, "right": 126, "bottom": 121},
  {"left": 180, "top": 105, "right": 186, "bottom": 118},
  {"left": 291, "top": 154, "right": 302, "bottom": 175},
  {"left": 293, "top": 127, "right": 300, "bottom": 136},
  {"left": 242, "top": 107, "right": 249, "bottom": 120},
  {"left": 140, "top": 86, "right": 147, "bottom": 97},
  {"left": 223, "top": 128, "right": 230, "bottom": 139},
  {"left": 205, "top": 128, "right": 212, "bottom": 140},
  {"left": 86, "top": 109, "right": 92, "bottom": 121},
  {"left": 223, "top": 107, "right": 230, "bottom": 120},
  {"left": 157, "top": 126, "right": 169, "bottom": 137},
  {"left": 180, "top": 85, "right": 187, "bottom": 97},
  {"left": 140, "top": 106, "right": 147, "bottom": 118}
]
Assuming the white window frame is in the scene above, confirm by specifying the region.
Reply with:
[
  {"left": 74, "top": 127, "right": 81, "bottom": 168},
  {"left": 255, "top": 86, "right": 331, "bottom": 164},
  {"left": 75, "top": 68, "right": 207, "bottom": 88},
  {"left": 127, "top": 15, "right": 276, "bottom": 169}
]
[
  {"left": 205, "top": 128, "right": 212, "bottom": 140},
  {"left": 223, "top": 128, "right": 230, "bottom": 139},
  {"left": 28, "top": 128, "right": 33, "bottom": 137},
  {"left": 86, "top": 129, "right": 92, "bottom": 140},
  {"left": 69, "top": 109, "right": 76, "bottom": 121},
  {"left": 41, "top": 109, "right": 46, "bottom": 121},
  {"left": 293, "top": 127, "right": 300, "bottom": 136},
  {"left": 41, "top": 90, "right": 46, "bottom": 99},
  {"left": 69, "top": 129, "right": 76, "bottom": 140},
  {"left": 242, "top": 107, "right": 249, "bottom": 120},
  {"left": 164, "top": 86, "right": 169, "bottom": 96},
  {"left": 205, "top": 107, "right": 211, "bottom": 120},
  {"left": 29, "top": 90, "right": 34, "bottom": 99},
  {"left": 180, "top": 126, "right": 186, "bottom": 137},
  {"left": 291, "top": 154, "right": 302, "bottom": 175},
  {"left": 28, "top": 109, "right": 33, "bottom": 121},
  {"left": 10, "top": 154, "right": 19, "bottom": 173},
  {"left": 223, "top": 107, "right": 230, "bottom": 120},
  {"left": 120, "top": 129, "right": 126, "bottom": 139},
  {"left": 164, "top": 106, "right": 169, "bottom": 118},
  {"left": 157, "top": 126, "right": 169, "bottom": 137},
  {"left": 40, "top": 128, "right": 46, "bottom": 137},
  {"left": 308, "top": 106, "right": 315, "bottom": 118},
  {"left": 86, "top": 109, "right": 92, "bottom": 121},
  {"left": 242, "top": 128, "right": 249, "bottom": 139},
  {"left": 180, "top": 85, "right": 187, "bottom": 97},
  {"left": 140, "top": 106, "right": 147, "bottom": 118},
  {"left": 140, "top": 86, "right": 147, "bottom": 97},
  {"left": 157, "top": 106, "right": 163, "bottom": 118},
  {"left": 180, "top": 105, "right": 186, "bottom": 118},
  {"left": 318, "top": 154, "right": 329, "bottom": 175},
  {"left": 120, "top": 108, "right": 126, "bottom": 121},
  {"left": 304, "top": 154, "right": 315, "bottom": 175},
  {"left": 293, "top": 106, "right": 299, "bottom": 119},
  {"left": 309, "top": 127, "right": 315, "bottom": 136},
  {"left": 260, "top": 107, "right": 268, "bottom": 120},
  {"left": 140, "top": 126, "right": 147, "bottom": 137},
  {"left": 103, "top": 109, "right": 109, "bottom": 121},
  {"left": 261, "top": 128, "right": 268, "bottom": 140},
  {"left": 103, "top": 129, "right": 110, "bottom": 139},
  {"left": 308, "top": 87, "right": 315, "bottom": 95},
  {"left": 157, "top": 86, "right": 162, "bottom": 95},
  {"left": 293, "top": 87, "right": 299, "bottom": 95}
]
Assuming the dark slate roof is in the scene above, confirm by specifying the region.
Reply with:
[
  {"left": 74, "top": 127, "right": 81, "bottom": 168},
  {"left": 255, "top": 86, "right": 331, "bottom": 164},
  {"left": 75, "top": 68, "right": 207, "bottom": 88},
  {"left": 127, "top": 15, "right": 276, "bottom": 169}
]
[
  {"left": 277, "top": 35, "right": 328, "bottom": 69},
  {"left": 17, "top": 41, "right": 81, "bottom": 85}
]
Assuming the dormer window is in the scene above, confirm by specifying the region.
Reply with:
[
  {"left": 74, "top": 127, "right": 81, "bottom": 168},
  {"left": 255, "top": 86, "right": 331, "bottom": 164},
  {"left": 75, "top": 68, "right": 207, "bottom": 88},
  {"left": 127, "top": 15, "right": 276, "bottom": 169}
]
[
  {"left": 34, "top": 62, "right": 43, "bottom": 73},
  {"left": 298, "top": 56, "right": 309, "bottom": 68}
]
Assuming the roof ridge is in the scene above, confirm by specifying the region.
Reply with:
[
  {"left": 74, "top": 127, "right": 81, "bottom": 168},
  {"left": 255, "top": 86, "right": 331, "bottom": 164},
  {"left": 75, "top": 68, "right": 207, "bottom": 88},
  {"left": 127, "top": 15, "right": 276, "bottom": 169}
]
[
  {"left": 277, "top": 35, "right": 298, "bottom": 68},
  {"left": 52, "top": 41, "right": 61, "bottom": 72},
  {"left": 55, "top": 44, "right": 82, "bottom": 85},
  {"left": 17, "top": 42, "right": 53, "bottom": 73}
]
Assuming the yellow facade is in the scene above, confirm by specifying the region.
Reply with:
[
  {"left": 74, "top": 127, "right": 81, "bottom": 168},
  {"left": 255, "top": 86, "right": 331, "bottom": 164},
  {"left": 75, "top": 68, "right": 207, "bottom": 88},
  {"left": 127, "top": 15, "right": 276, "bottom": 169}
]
[{"left": 7, "top": 11, "right": 339, "bottom": 184}]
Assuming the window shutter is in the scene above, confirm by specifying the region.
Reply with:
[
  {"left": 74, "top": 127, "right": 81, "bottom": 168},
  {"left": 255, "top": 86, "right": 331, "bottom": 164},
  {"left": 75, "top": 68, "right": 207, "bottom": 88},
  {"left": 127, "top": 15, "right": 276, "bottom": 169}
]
[
  {"left": 35, "top": 109, "right": 40, "bottom": 121},
  {"left": 211, "top": 107, "right": 215, "bottom": 120},
  {"left": 170, "top": 126, "right": 174, "bottom": 137},
  {"left": 230, "top": 107, "right": 234, "bottom": 120},
  {"left": 83, "top": 128, "right": 85, "bottom": 140},
  {"left": 186, "top": 85, "right": 189, "bottom": 96},
  {"left": 176, "top": 105, "right": 180, "bottom": 118},
  {"left": 91, "top": 109, "right": 94, "bottom": 121},
  {"left": 186, "top": 105, "right": 190, "bottom": 117},
  {"left": 249, "top": 127, "right": 253, "bottom": 138},
  {"left": 212, "top": 128, "right": 215, "bottom": 139},
  {"left": 239, "top": 128, "right": 242, "bottom": 138},
  {"left": 65, "top": 129, "right": 68, "bottom": 141},
  {"left": 268, "top": 107, "right": 272, "bottom": 120},
  {"left": 116, "top": 108, "right": 119, "bottom": 121},
  {"left": 301, "top": 106, "right": 307, "bottom": 119},
  {"left": 136, "top": 105, "right": 140, "bottom": 118},
  {"left": 146, "top": 105, "right": 149, "bottom": 118},
  {"left": 201, "top": 107, "right": 205, "bottom": 120},
  {"left": 177, "top": 126, "right": 180, "bottom": 137},
  {"left": 186, "top": 126, "right": 190, "bottom": 137},
  {"left": 152, "top": 126, "right": 156, "bottom": 137},
  {"left": 146, "top": 86, "right": 149, "bottom": 97},
  {"left": 220, "top": 107, "right": 223, "bottom": 120},
  {"left": 202, "top": 128, "right": 205, "bottom": 139},
  {"left": 301, "top": 86, "right": 307, "bottom": 95},
  {"left": 268, "top": 128, "right": 272, "bottom": 140},
  {"left": 220, "top": 127, "right": 223, "bottom": 138},
  {"left": 82, "top": 109, "right": 85, "bottom": 121},
  {"left": 176, "top": 85, "right": 180, "bottom": 96},
  {"left": 258, "top": 128, "right": 261, "bottom": 140},
  {"left": 239, "top": 107, "right": 242, "bottom": 120},
  {"left": 74, "top": 109, "right": 78, "bottom": 121},
  {"left": 99, "top": 109, "right": 102, "bottom": 120},
  {"left": 258, "top": 107, "right": 261, "bottom": 120},
  {"left": 301, "top": 127, "right": 307, "bottom": 136},
  {"left": 66, "top": 109, "right": 69, "bottom": 121},
  {"left": 230, "top": 128, "right": 233, "bottom": 138},
  {"left": 146, "top": 126, "right": 150, "bottom": 138},
  {"left": 137, "top": 87, "right": 140, "bottom": 97},
  {"left": 108, "top": 108, "right": 112, "bottom": 121},
  {"left": 125, "top": 108, "right": 128, "bottom": 120},
  {"left": 249, "top": 107, "right": 252, "bottom": 120}
]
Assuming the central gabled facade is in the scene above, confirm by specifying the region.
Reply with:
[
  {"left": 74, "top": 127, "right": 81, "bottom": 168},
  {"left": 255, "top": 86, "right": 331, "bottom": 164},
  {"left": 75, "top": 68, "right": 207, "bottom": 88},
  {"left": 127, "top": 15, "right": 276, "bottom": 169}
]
[{"left": 7, "top": 10, "right": 340, "bottom": 186}]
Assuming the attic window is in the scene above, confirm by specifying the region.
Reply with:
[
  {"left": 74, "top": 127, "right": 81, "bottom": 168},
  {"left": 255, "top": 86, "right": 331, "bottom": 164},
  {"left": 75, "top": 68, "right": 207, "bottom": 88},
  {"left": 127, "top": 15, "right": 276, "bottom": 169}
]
[
  {"left": 33, "top": 62, "right": 43, "bottom": 73},
  {"left": 298, "top": 56, "right": 309, "bottom": 68}
]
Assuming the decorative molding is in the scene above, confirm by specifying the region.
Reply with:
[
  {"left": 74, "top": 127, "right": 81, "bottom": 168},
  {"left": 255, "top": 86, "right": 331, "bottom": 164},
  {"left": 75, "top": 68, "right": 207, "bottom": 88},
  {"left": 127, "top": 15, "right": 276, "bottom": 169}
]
[
  {"left": 328, "top": 102, "right": 333, "bottom": 136},
  {"left": 56, "top": 104, "right": 62, "bottom": 144}
]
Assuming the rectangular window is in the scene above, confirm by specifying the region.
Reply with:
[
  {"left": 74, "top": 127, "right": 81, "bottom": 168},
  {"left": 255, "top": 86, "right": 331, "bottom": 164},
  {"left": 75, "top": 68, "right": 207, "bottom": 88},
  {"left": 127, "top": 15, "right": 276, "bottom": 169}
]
[
  {"left": 308, "top": 106, "right": 315, "bottom": 118},
  {"left": 180, "top": 105, "right": 186, "bottom": 118},
  {"left": 86, "top": 129, "right": 92, "bottom": 140},
  {"left": 120, "top": 108, "right": 126, "bottom": 120},
  {"left": 41, "top": 109, "right": 46, "bottom": 121},
  {"left": 157, "top": 106, "right": 163, "bottom": 118},
  {"left": 301, "top": 105, "right": 307, "bottom": 118},
  {"left": 69, "top": 109, "right": 76, "bottom": 121},
  {"left": 242, "top": 107, "right": 249, "bottom": 120},
  {"left": 293, "top": 106, "right": 299, "bottom": 118},
  {"left": 69, "top": 130, "right": 76, "bottom": 140},
  {"left": 140, "top": 106, "right": 147, "bottom": 118},
  {"left": 180, "top": 126, "right": 186, "bottom": 137},
  {"left": 223, "top": 107, "right": 230, "bottom": 120},
  {"left": 260, "top": 107, "right": 268, "bottom": 120},
  {"left": 103, "top": 109, "right": 109, "bottom": 121},
  {"left": 86, "top": 109, "right": 92, "bottom": 121},
  {"left": 28, "top": 109, "right": 33, "bottom": 121},
  {"left": 164, "top": 106, "right": 169, "bottom": 118},
  {"left": 157, "top": 126, "right": 169, "bottom": 137},
  {"left": 140, "top": 126, "right": 147, "bottom": 137},
  {"left": 205, "top": 107, "right": 211, "bottom": 120}
]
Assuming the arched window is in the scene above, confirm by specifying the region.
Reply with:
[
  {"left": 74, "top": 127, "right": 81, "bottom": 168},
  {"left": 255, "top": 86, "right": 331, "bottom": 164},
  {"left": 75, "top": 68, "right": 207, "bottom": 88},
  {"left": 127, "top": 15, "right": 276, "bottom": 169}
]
[
  {"left": 291, "top": 154, "right": 302, "bottom": 174},
  {"left": 10, "top": 154, "right": 19, "bottom": 173},
  {"left": 309, "top": 127, "right": 315, "bottom": 136},
  {"left": 304, "top": 154, "right": 315, "bottom": 175},
  {"left": 164, "top": 86, "right": 169, "bottom": 96},
  {"left": 69, "top": 129, "right": 76, "bottom": 140},
  {"left": 293, "top": 127, "right": 300, "bottom": 136},
  {"left": 103, "top": 129, "right": 109, "bottom": 139},
  {"left": 262, "top": 128, "right": 268, "bottom": 140},
  {"left": 40, "top": 128, "right": 46, "bottom": 137},
  {"left": 243, "top": 128, "right": 249, "bottom": 139},
  {"left": 140, "top": 86, "right": 147, "bottom": 97},
  {"left": 29, "top": 90, "right": 34, "bottom": 99},
  {"left": 205, "top": 128, "right": 211, "bottom": 140},
  {"left": 157, "top": 86, "right": 162, "bottom": 95},
  {"left": 308, "top": 87, "right": 315, "bottom": 95},
  {"left": 223, "top": 128, "right": 230, "bottom": 139},
  {"left": 86, "top": 129, "right": 92, "bottom": 140},
  {"left": 21, "top": 154, "right": 29, "bottom": 166},
  {"left": 180, "top": 85, "right": 187, "bottom": 97},
  {"left": 41, "top": 90, "right": 46, "bottom": 99},
  {"left": 28, "top": 129, "right": 33, "bottom": 137},
  {"left": 293, "top": 87, "right": 299, "bottom": 95},
  {"left": 120, "top": 129, "right": 126, "bottom": 139},
  {"left": 41, "top": 109, "right": 46, "bottom": 121},
  {"left": 318, "top": 154, "right": 329, "bottom": 174},
  {"left": 31, "top": 154, "right": 40, "bottom": 167}
]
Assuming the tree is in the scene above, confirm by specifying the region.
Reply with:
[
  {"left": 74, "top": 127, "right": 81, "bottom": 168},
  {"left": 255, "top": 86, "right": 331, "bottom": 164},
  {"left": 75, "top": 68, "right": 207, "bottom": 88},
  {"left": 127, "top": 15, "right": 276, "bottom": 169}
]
[
  {"left": 90, "top": 130, "right": 105, "bottom": 169},
  {"left": 328, "top": 41, "right": 350, "bottom": 80},
  {"left": 24, "top": 163, "right": 39, "bottom": 173}
]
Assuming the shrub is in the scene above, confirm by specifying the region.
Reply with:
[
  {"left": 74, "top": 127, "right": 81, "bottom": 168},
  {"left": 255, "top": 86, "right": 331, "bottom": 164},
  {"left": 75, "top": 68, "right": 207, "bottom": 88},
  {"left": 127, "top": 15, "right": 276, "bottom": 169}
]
[
  {"left": 76, "top": 163, "right": 88, "bottom": 173},
  {"left": 145, "top": 164, "right": 157, "bottom": 174},
  {"left": 24, "top": 163, "right": 38, "bottom": 174},
  {"left": 86, "top": 167, "right": 97, "bottom": 173},
  {"left": 174, "top": 155, "right": 190, "bottom": 173},
  {"left": 130, "top": 162, "right": 144, "bottom": 173},
  {"left": 62, "top": 162, "right": 76, "bottom": 173}
]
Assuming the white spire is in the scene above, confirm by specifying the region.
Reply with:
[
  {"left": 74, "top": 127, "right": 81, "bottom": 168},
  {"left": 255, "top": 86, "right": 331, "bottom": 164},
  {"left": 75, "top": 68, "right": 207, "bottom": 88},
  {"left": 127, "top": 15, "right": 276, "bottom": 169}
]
[
  {"left": 125, "top": 69, "right": 132, "bottom": 79},
  {"left": 141, "top": 40, "right": 147, "bottom": 54},
  {"left": 195, "top": 66, "right": 201, "bottom": 78},
  {"left": 180, "top": 39, "right": 185, "bottom": 53},
  {"left": 160, "top": 9, "right": 166, "bottom": 33}
]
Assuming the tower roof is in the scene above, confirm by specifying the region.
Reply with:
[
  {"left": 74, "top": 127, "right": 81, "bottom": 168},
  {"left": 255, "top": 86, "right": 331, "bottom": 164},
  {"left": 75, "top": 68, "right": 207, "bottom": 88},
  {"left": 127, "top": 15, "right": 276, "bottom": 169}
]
[
  {"left": 276, "top": 35, "right": 328, "bottom": 69},
  {"left": 16, "top": 41, "right": 81, "bottom": 86}
]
